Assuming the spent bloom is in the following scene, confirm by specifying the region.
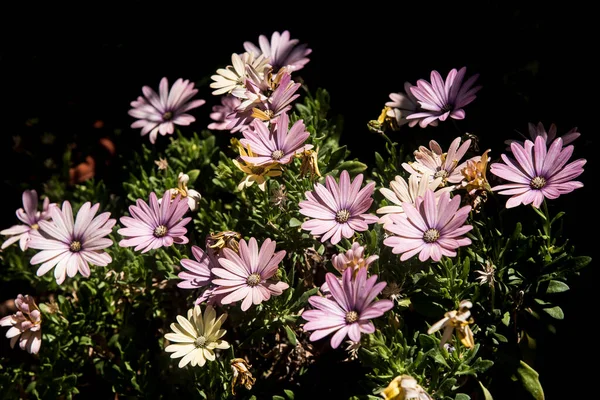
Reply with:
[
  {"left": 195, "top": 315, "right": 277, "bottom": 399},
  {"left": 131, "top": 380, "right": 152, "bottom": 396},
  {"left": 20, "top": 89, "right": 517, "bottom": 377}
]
[
  {"left": 243, "top": 30, "right": 312, "bottom": 72},
  {"left": 118, "top": 191, "right": 191, "bottom": 253},
  {"left": 505, "top": 121, "right": 580, "bottom": 150},
  {"left": 240, "top": 112, "right": 312, "bottom": 165},
  {"left": 406, "top": 67, "right": 481, "bottom": 128},
  {"left": 0, "top": 294, "right": 42, "bottom": 354},
  {"left": 128, "top": 77, "right": 206, "bottom": 144},
  {"left": 231, "top": 358, "right": 257, "bottom": 395},
  {"left": 162, "top": 172, "right": 202, "bottom": 212},
  {"left": 28, "top": 201, "right": 116, "bottom": 285},
  {"left": 402, "top": 137, "right": 473, "bottom": 188},
  {"left": 331, "top": 241, "right": 379, "bottom": 275},
  {"left": 299, "top": 170, "right": 378, "bottom": 245},
  {"left": 427, "top": 300, "right": 475, "bottom": 349},
  {"left": 383, "top": 190, "right": 472, "bottom": 262},
  {"left": 377, "top": 173, "right": 447, "bottom": 225},
  {"left": 1, "top": 189, "right": 56, "bottom": 251},
  {"left": 164, "top": 304, "right": 230, "bottom": 368},
  {"left": 302, "top": 267, "right": 393, "bottom": 349},
  {"left": 380, "top": 375, "right": 433, "bottom": 400},
  {"left": 232, "top": 144, "right": 283, "bottom": 191},
  {"left": 460, "top": 149, "right": 492, "bottom": 194},
  {"left": 490, "top": 136, "right": 586, "bottom": 209},
  {"left": 211, "top": 237, "right": 289, "bottom": 311}
]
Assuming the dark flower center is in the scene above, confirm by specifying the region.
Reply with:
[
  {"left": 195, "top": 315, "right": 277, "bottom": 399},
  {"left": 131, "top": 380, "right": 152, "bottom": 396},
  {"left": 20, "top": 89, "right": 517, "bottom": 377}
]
[
  {"left": 335, "top": 209, "right": 351, "bottom": 223},
  {"left": 345, "top": 311, "right": 359, "bottom": 324},
  {"left": 530, "top": 176, "right": 547, "bottom": 189},
  {"left": 195, "top": 335, "right": 207, "bottom": 348},
  {"left": 154, "top": 225, "right": 168, "bottom": 238},
  {"left": 246, "top": 273, "right": 261, "bottom": 287},
  {"left": 250, "top": 166, "right": 265, "bottom": 175},
  {"left": 441, "top": 103, "right": 454, "bottom": 112},
  {"left": 434, "top": 169, "right": 448, "bottom": 180},
  {"left": 423, "top": 228, "right": 440, "bottom": 243},
  {"left": 271, "top": 150, "right": 284, "bottom": 160},
  {"left": 162, "top": 111, "right": 173, "bottom": 121},
  {"left": 69, "top": 240, "right": 82, "bottom": 252}
]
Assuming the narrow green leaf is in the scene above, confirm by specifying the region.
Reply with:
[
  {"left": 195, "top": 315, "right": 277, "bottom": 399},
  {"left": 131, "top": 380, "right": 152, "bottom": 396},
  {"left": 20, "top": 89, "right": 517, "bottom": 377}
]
[
  {"left": 546, "top": 280, "right": 569, "bottom": 294},
  {"left": 502, "top": 312, "right": 511, "bottom": 327},
  {"left": 187, "top": 169, "right": 200, "bottom": 183},
  {"left": 541, "top": 306, "right": 564, "bottom": 320},
  {"left": 325, "top": 145, "right": 347, "bottom": 172},
  {"left": 478, "top": 380, "right": 494, "bottom": 400},
  {"left": 284, "top": 325, "right": 297, "bottom": 346},
  {"left": 515, "top": 360, "right": 545, "bottom": 400},
  {"left": 336, "top": 160, "right": 368, "bottom": 174},
  {"left": 455, "top": 394, "right": 471, "bottom": 400},
  {"left": 284, "top": 389, "right": 295, "bottom": 399}
]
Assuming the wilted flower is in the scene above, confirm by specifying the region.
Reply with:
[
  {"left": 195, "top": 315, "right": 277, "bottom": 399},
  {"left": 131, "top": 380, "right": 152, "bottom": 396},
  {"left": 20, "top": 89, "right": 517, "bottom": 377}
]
[
  {"left": 243, "top": 30, "right": 312, "bottom": 72},
  {"left": 232, "top": 145, "right": 283, "bottom": 191},
  {"left": 231, "top": 358, "right": 256, "bottom": 395},
  {"left": 129, "top": 77, "right": 206, "bottom": 144},
  {"left": 302, "top": 267, "right": 393, "bottom": 349},
  {"left": 206, "top": 231, "right": 242, "bottom": 254},
  {"left": 208, "top": 95, "right": 241, "bottom": 131},
  {"left": 155, "top": 157, "right": 169, "bottom": 170},
  {"left": 505, "top": 121, "right": 580, "bottom": 150},
  {"left": 460, "top": 149, "right": 491, "bottom": 194},
  {"left": 211, "top": 237, "right": 289, "bottom": 311},
  {"left": 299, "top": 170, "right": 378, "bottom": 245},
  {"left": 380, "top": 375, "right": 433, "bottom": 400},
  {"left": 118, "top": 191, "right": 191, "bottom": 253},
  {"left": 247, "top": 69, "right": 301, "bottom": 124},
  {"left": 406, "top": 67, "right": 481, "bottom": 128},
  {"left": 402, "top": 137, "right": 473, "bottom": 188},
  {"left": 269, "top": 184, "right": 288, "bottom": 210},
  {"left": 0, "top": 294, "right": 42, "bottom": 354},
  {"left": 240, "top": 112, "right": 312, "bottom": 165},
  {"left": 377, "top": 173, "right": 447, "bottom": 225},
  {"left": 368, "top": 106, "right": 399, "bottom": 134},
  {"left": 490, "top": 136, "right": 586, "bottom": 208},
  {"left": 1, "top": 189, "right": 56, "bottom": 251},
  {"left": 475, "top": 260, "right": 496, "bottom": 287},
  {"left": 383, "top": 190, "right": 472, "bottom": 262},
  {"left": 164, "top": 304, "right": 230, "bottom": 368},
  {"left": 427, "top": 300, "right": 475, "bottom": 349},
  {"left": 163, "top": 172, "right": 202, "bottom": 212},
  {"left": 28, "top": 201, "right": 116, "bottom": 285},
  {"left": 299, "top": 147, "right": 321, "bottom": 179},
  {"left": 331, "top": 241, "right": 379, "bottom": 274}
]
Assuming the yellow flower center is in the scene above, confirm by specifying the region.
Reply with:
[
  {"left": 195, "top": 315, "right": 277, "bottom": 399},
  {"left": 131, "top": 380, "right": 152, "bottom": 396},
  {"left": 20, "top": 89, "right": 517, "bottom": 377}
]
[
  {"left": 246, "top": 273, "right": 261, "bottom": 287},
  {"left": 154, "top": 225, "right": 168, "bottom": 238},
  {"left": 530, "top": 176, "right": 547, "bottom": 189},
  {"left": 271, "top": 150, "right": 284, "bottom": 160},
  {"left": 69, "top": 240, "right": 82, "bottom": 252},
  {"left": 345, "top": 311, "right": 359, "bottom": 323},
  {"left": 423, "top": 228, "right": 440, "bottom": 243},
  {"left": 335, "top": 209, "right": 351, "bottom": 223}
]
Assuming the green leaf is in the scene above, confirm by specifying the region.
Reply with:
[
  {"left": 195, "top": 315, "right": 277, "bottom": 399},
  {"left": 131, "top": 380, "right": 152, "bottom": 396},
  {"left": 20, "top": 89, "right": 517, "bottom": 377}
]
[
  {"left": 284, "top": 325, "right": 297, "bottom": 346},
  {"left": 336, "top": 160, "right": 368, "bottom": 174},
  {"left": 546, "top": 280, "right": 569, "bottom": 294},
  {"left": 284, "top": 389, "right": 295, "bottom": 399},
  {"left": 187, "top": 169, "right": 200, "bottom": 184},
  {"left": 325, "top": 145, "right": 347, "bottom": 172},
  {"left": 502, "top": 312, "right": 511, "bottom": 327},
  {"left": 572, "top": 256, "right": 592, "bottom": 271},
  {"left": 515, "top": 360, "right": 545, "bottom": 400},
  {"left": 478, "top": 380, "right": 494, "bottom": 400},
  {"left": 273, "top": 396, "right": 286, "bottom": 400},
  {"left": 455, "top": 394, "right": 471, "bottom": 400},
  {"left": 289, "top": 218, "right": 302, "bottom": 227},
  {"left": 541, "top": 306, "right": 564, "bottom": 320}
]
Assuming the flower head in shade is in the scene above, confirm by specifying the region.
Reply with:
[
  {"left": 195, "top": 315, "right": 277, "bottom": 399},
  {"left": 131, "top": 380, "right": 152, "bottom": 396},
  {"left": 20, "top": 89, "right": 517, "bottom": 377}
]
[
  {"left": 28, "top": 201, "right": 116, "bottom": 285},
  {"left": 164, "top": 304, "right": 230, "bottom": 368},
  {"left": 211, "top": 237, "right": 289, "bottom": 311},
  {"left": 406, "top": 67, "right": 481, "bottom": 128},
  {"left": 402, "top": 137, "right": 473, "bottom": 188},
  {"left": 129, "top": 77, "right": 206, "bottom": 144},
  {"left": 0, "top": 294, "right": 42, "bottom": 354},
  {"left": 208, "top": 95, "right": 241, "bottom": 131},
  {"left": 332, "top": 242, "right": 379, "bottom": 275},
  {"left": 427, "top": 300, "right": 475, "bottom": 349},
  {"left": 177, "top": 244, "right": 228, "bottom": 306},
  {"left": 243, "top": 30, "right": 312, "bottom": 72},
  {"left": 490, "top": 136, "right": 586, "bottom": 209},
  {"left": 377, "top": 173, "right": 447, "bottom": 225},
  {"left": 210, "top": 52, "right": 269, "bottom": 96},
  {"left": 299, "top": 170, "right": 378, "bottom": 245},
  {"left": 505, "top": 121, "right": 580, "bottom": 150},
  {"left": 302, "top": 267, "right": 393, "bottom": 349},
  {"left": 1, "top": 189, "right": 56, "bottom": 251},
  {"left": 383, "top": 190, "right": 472, "bottom": 262},
  {"left": 118, "top": 191, "right": 191, "bottom": 253},
  {"left": 162, "top": 172, "right": 202, "bottom": 212},
  {"left": 232, "top": 144, "right": 283, "bottom": 191},
  {"left": 380, "top": 375, "right": 433, "bottom": 400},
  {"left": 385, "top": 82, "right": 438, "bottom": 129},
  {"left": 240, "top": 113, "right": 312, "bottom": 165},
  {"left": 247, "top": 69, "right": 301, "bottom": 124}
]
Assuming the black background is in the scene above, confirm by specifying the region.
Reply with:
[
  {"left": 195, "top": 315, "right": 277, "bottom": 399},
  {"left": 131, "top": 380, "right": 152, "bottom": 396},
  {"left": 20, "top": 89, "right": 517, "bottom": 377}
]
[{"left": 1, "top": 2, "right": 595, "bottom": 398}]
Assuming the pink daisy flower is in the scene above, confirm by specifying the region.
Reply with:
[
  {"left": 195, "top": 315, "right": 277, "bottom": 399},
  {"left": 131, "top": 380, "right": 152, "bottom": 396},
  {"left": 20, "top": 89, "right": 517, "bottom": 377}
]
[
  {"left": 490, "top": 136, "right": 586, "bottom": 209},
  {"left": 211, "top": 237, "right": 288, "bottom": 312},
  {"left": 28, "top": 201, "right": 116, "bottom": 285},
  {"left": 240, "top": 112, "right": 312, "bottom": 165},
  {"left": 128, "top": 77, "right": 206, "bottom": 144},
  {"left": 406, "top": 67, "right": 481, "bottom": 128},
  {"left": 118, "top": 191, "right": 191, "bottom": 253},
  {"left": 505, "top": 121, "right": 581, "bottom": 151},
  {"left": 299, "top": 170, "right": 379, "bottom": 245},
  {"left": 383, "top": 190, "right": 473, "bottom": 262},
  {"left": 208, "top": 95, "right": 241, "bottom": 131},
  {"left": 1, "top": 189, "right": 56, "bottom": 251},
  {"left": 385, "top": 82, "right": 438, "bottom": 128},
  {"left": 0, "top": 294, "right": 42, "bottom": 354},
  {"left": 177, "top": 244, "right": 226, "bottom": 306},
  {"left": 302, "top": 267, "right": 393, "bottom": 349},
  {"left": 243, "top": 30, "right": 312, "bottom": 72}
]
